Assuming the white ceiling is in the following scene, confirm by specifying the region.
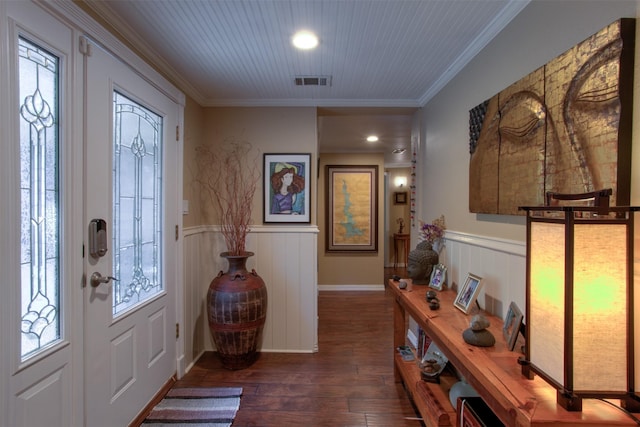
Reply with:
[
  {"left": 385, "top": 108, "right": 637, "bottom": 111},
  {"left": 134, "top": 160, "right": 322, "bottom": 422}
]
[{"left": 83, "top": 0, "right": 528, "bottom": 166}]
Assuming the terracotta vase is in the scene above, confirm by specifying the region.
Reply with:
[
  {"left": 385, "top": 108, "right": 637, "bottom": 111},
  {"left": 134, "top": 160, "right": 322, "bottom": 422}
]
[{"left": 207, "top": 251, "right": 268, "bottom": 370}]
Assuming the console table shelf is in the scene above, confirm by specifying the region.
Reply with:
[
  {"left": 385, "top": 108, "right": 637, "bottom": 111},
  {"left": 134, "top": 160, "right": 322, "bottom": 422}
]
[
  {"left": 394, "top": 353, "right": 457, "bottom": 426},
  {"left": 389, "top": 278, "right": 639, "bottom": 427}
]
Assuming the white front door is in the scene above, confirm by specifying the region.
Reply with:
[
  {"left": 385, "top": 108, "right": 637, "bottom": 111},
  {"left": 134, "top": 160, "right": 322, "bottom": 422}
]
[
  {"left": 2, "top": 2, "right": 83, "bottom": 426},
  {"left": 83, "top": 40, "right": 179, "bottom": 426}
]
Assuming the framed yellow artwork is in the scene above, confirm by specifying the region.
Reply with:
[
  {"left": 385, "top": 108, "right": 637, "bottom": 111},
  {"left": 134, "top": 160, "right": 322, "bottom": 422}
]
[{"left": 326, "top": 165, "right": 378, "bottom": 252}]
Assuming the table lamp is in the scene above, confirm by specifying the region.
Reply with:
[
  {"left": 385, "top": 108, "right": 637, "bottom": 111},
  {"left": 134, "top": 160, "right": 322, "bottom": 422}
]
[{"left": 520, "top": 190, "right": 640, "bottom": 412}]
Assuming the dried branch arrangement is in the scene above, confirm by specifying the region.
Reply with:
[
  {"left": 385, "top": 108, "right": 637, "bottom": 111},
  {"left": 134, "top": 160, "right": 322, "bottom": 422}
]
[{"left": 196, "top": 139, "right": 261, "bottom": 255}]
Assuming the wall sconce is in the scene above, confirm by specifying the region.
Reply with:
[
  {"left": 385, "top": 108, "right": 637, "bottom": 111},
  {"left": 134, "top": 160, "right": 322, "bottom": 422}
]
[
  {"left": 394, "top": 176, "right": 406, "bottom": 188},
  {"left": 520, "top": 190, "right": 640, "bottom": 412}
]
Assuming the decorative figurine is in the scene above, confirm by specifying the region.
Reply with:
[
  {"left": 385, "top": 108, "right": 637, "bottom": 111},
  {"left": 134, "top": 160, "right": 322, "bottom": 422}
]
[{"left": 407, "top": 243, "right": 439, "bottom": 285}]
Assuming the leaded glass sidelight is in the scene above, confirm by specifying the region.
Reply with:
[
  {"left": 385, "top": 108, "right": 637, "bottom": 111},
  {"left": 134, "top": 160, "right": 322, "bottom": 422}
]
[
  {"left": 113, "top": 92, "right": 163, "bottom": 316},
  {"left": 19, "top": 37, "right": 60, "bottom": 359}
]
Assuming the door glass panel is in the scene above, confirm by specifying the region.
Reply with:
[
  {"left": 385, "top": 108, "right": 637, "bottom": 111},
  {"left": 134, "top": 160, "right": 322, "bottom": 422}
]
[
  {"left": 112, "top": 91, "right": 163, "bottom": 316},
  {"left": 18, "top": 37, "right": 61, "bottom": 359}
]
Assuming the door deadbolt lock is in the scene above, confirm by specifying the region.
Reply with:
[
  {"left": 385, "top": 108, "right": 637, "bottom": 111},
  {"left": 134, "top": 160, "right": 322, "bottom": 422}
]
[{"left": 89, "top": 219, "right": 108, "bottom": 258}]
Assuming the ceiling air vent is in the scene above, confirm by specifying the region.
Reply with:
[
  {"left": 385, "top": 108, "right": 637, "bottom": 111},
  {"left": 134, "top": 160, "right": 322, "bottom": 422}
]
[{"left": 294, "top": 75, "right": 332, "bottom": 87}]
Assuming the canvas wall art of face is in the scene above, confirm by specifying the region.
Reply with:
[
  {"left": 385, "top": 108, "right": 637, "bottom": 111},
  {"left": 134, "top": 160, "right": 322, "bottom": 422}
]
[{"left": 469, "top": 19, "right": 634, "bottom": 215}]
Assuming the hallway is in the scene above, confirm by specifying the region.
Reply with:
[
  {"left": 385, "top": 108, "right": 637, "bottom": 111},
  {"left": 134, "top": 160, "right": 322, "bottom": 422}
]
[{"left": 170, "top": 268, "right": 424, "bottom": 426}]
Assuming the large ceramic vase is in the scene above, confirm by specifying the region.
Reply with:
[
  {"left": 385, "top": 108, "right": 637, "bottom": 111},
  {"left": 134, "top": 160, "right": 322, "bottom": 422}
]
[{"left": 207, "top": 251, "right": 268, "bottom": 370}]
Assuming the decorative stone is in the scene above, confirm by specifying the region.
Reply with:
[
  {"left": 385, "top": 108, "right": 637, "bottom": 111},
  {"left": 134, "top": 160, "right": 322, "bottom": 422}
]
[
  {"left": 463, "top": 314, "right": 494, "bottom": 347},
  {"left": 462, "top": 328, "right": 496, "bottom": 347},
  {"left": 470, "top": 314, "right": 490, "bottom": 331}
]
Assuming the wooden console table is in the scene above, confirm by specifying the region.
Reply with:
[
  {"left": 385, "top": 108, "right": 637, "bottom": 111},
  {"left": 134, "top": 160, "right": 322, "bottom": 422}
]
[{"left": 389, "top": 278, "right": 639, "bottom": 427}]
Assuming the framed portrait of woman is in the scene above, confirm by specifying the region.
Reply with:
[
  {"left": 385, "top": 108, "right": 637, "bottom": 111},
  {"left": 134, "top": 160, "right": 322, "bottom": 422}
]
[{"left": 263, "top": 153, "right": 311, "bottom": 223}]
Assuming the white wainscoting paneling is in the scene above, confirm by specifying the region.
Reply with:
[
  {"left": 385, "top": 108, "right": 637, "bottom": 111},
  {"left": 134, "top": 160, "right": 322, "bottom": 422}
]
[
  {"left": 407, "top": 231, "right": 526, "bottom": 350},
  {"left": 439, "top": 230, "right": 526, "bottom": 319},
  {"left": 182, "top": 225, "right": 319, "bottom": 372}
]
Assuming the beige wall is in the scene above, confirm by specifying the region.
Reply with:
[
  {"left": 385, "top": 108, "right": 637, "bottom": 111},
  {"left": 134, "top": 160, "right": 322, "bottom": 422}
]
[
  {"left": 416, "top": 0, "right": 638, "bottom": 243},
  {"left": 386, "top": 167, "right": 411, "bottom": 266},
  {"left": 181, "top": 1, "right": 640, "bottom": 287},
  {"left": 182, "top": 96, "right": 205, "bottom": 228},
  {"left": 185, "top": 106, "right": 318, "bottom": 227},
  {"left": 184, "top": 105, "right": 392, "bottom": 288},
  {"left": 318, "top": 153, "right": 385, "bottom": 286},
  {"left": 412, "top": 0, "right": 640, "bottom": 383}
]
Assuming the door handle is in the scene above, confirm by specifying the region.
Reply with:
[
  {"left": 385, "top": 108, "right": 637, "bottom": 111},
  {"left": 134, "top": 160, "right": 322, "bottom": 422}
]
[{"left": 90, "top": 272, "right": 118, "bottom": 288}]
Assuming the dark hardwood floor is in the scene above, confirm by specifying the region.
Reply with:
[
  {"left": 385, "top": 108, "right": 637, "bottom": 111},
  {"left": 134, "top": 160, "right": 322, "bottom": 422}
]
[{"left": 173, "top": 267, "right": 424, "bottom": 427}]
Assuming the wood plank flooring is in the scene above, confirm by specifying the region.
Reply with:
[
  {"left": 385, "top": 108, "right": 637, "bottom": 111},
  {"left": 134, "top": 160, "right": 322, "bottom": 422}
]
[{"left": 173, "top": 268, "right": 424, "bottom": 427}]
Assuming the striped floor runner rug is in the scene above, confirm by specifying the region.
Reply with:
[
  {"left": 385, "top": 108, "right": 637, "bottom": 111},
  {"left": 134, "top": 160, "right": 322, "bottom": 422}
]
[{"left": 143, "top": 387, "right": 242, "bottom": 427}]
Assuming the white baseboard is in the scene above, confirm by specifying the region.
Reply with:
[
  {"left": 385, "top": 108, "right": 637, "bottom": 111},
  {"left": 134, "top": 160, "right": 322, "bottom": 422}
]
[
  {"left": 176, "top": 354, "right": 186, "bottom": 379},
  {"left": 318, "top": 284, "right": 385, "bottom": 291}
]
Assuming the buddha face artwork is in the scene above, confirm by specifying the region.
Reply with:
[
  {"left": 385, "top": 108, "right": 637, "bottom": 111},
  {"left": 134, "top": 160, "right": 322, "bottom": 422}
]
[{"left": 469, "top": 19, "right": 634, "bottom": 215}]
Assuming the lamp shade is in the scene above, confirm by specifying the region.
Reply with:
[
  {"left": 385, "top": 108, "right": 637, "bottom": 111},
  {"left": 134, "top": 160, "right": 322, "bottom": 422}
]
[
  {"left": 521, "top": 204, "right": 639, "bottom": 412},
  {"left": 394, "top": 176, "right": 407, "bottom": 188}
]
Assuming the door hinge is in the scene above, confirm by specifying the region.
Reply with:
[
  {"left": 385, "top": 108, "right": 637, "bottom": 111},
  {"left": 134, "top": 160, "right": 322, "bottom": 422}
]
[
  {"left": 175, "top": 225, "right": 179, "bottom": 241},
  {"left": 176, "top": 125, "right": 180, "bottom": 142},
  {"left": 176, "top": 323, "right": 180, "bottom": 339}
]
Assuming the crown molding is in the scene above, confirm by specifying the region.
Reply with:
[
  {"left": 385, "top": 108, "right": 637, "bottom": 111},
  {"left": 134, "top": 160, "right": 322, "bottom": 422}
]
[
  {"left": 42, "top": 0, "right": 186, "bottom": 105},
  {"left": 418, "top": 0, "right": 530, "bottom": 106}
]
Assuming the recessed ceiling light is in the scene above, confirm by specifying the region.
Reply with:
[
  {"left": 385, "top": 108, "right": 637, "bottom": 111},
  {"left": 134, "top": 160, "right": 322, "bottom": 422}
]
[
  {"left": 366, "top": 135, "right": 379, "bottom": 142},
  {"left": 292, "top": 30, "right": 319, "bottom": 50}
]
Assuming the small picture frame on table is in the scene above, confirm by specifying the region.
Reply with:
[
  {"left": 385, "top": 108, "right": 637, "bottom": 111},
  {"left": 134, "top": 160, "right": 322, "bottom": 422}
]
[
  {"left": 429, "top": 263, "right": 447, "bottom": 291},
  {"left": 453, "top": 273, "right": 483, "bottom": 314},
  {"left": 503, "top": 302, "right": 523, "bottom": 351}
]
